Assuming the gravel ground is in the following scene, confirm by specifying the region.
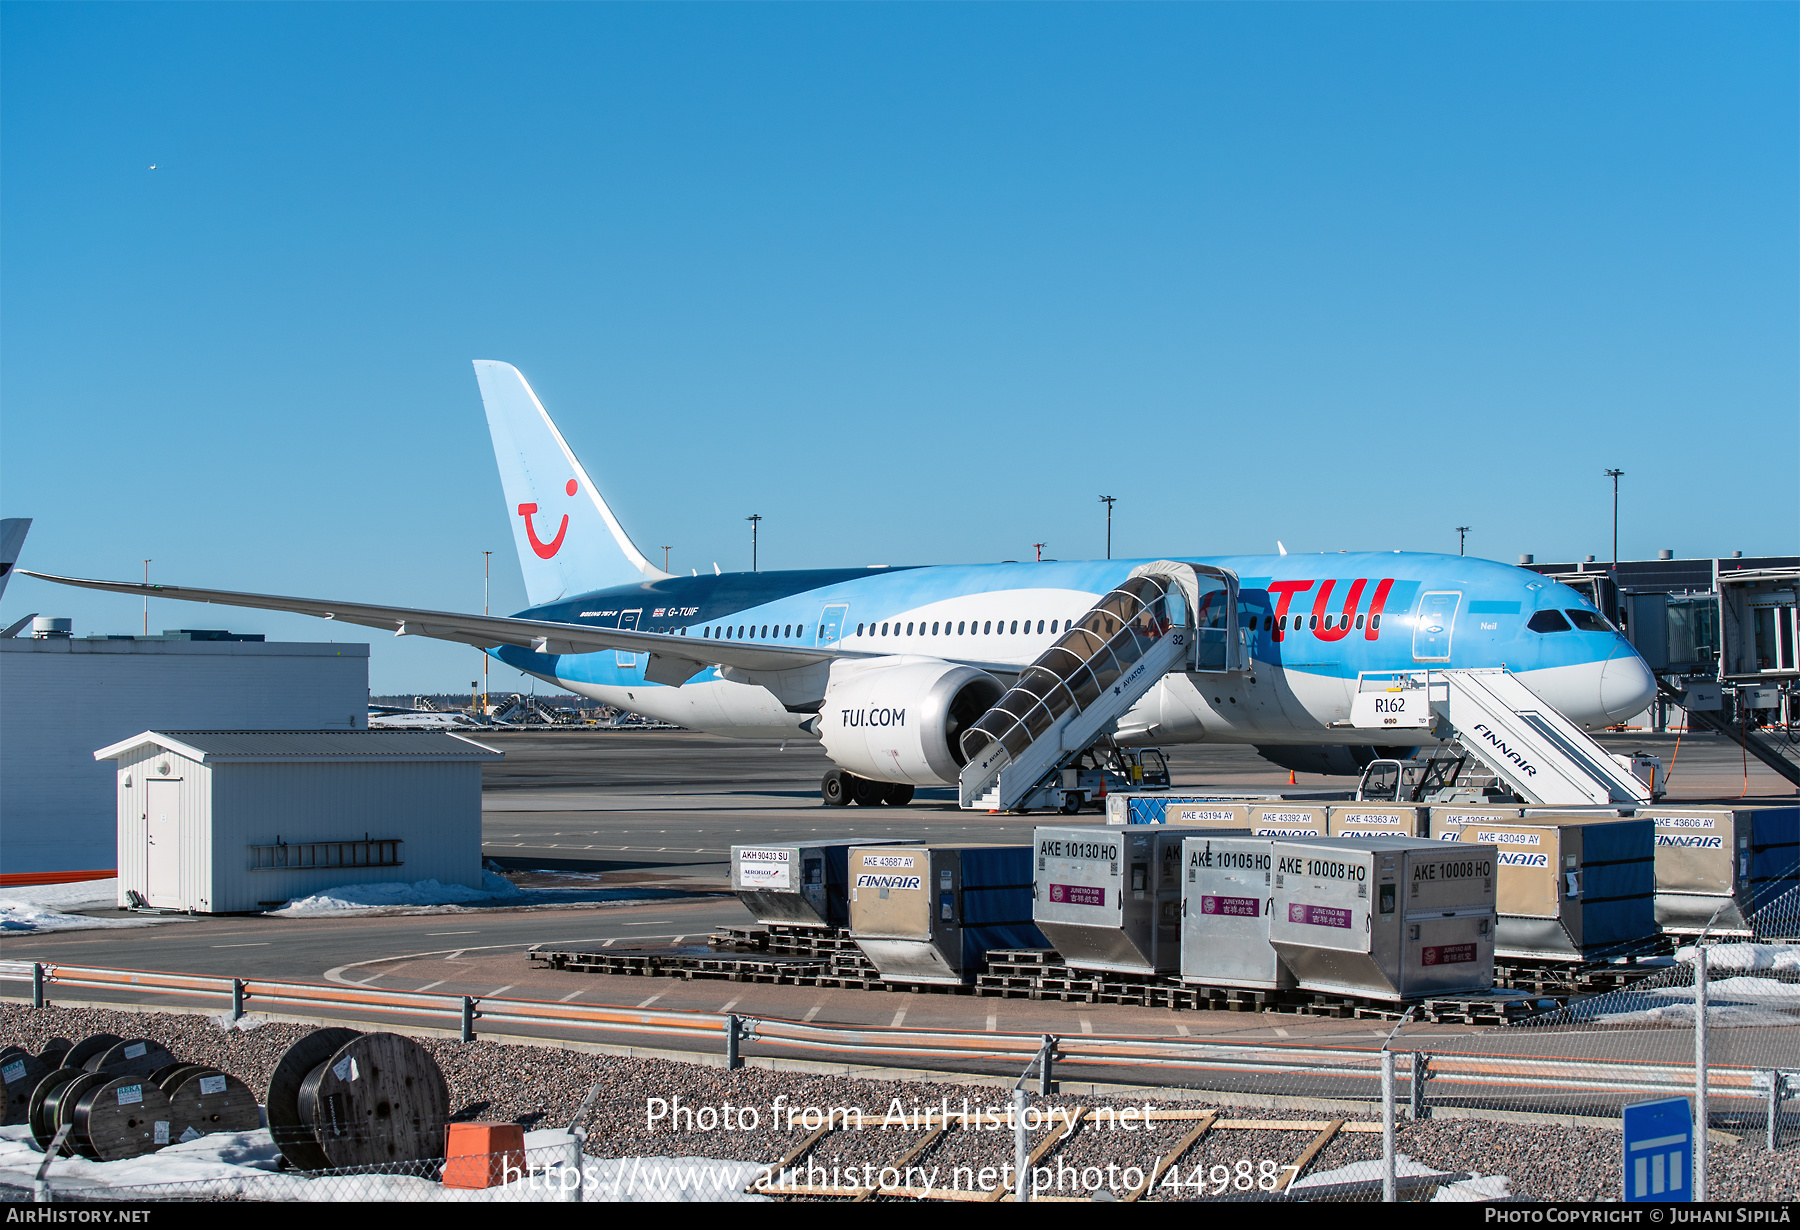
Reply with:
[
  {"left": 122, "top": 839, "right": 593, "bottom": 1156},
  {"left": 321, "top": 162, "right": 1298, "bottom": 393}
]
[{"left": 2, "top": 1004, "right": 1794, "bottom": 1201}]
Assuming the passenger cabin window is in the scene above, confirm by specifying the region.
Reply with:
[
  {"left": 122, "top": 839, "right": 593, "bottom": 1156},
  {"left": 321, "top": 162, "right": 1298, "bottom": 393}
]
[
  {"left": 1528, "top": 610, "right": 1572, "bottom": 633},
  {"left": 958, "top": 621, "right": 966, "bottom": 634},
  {"left": 1565, "top": 609, "right": 1612, "bottom": 633}
]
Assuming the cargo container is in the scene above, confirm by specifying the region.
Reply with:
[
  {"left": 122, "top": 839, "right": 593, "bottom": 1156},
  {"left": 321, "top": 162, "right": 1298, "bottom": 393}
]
[
  {"left": 848, "top": 845, "right": 1046, "bottom": 984},
  {"left": 1032, "top": 825, "right": 1188, "bottom": 974},
  {"left": 1179, "top": 834, "right": 1295, "bottom": 991},
  {"left": 1433, "top": 816, "right": 1656, "bottom": 961},
  {"left": 1250, "top": 804, "right": 1329, "bottom": 838},
  {"left": 1269, "top": 836, "right": 1497, "bottom": 1000},
  {"left": 1105, "top": 794, "right": 1253, "bottom": 827},
  {"left": 1427, "top": 805, "right": 1525, "bottom": 837},
  {"left": 1636, "top": 806, "right": 1800, "bottom": 936},
  {"left": 1328, "top": 805, "right": 1429, "bottom": 839},
  {"left": 731, "top": 839, "right": 917, "bottom": 929}
]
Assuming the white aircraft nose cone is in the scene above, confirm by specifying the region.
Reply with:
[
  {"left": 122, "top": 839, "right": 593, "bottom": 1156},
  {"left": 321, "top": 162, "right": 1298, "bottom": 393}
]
[{"left": 1599, "top": 648, "right": 1657, "bottom": 722}]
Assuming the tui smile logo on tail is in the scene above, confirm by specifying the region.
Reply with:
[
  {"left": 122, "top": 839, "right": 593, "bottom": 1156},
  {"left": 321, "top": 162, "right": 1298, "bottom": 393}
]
[{"left": 518, "top": 479, "right": 578, "bottom": 559}]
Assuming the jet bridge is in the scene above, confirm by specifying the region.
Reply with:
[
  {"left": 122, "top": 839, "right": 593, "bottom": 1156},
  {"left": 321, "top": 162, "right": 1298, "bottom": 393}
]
[
  {"left": 1350, "top": 668, "right": 1655, "bottom": 807},
  {"left": 958, "top": 561, "right": 1244, "bottom": 812}
]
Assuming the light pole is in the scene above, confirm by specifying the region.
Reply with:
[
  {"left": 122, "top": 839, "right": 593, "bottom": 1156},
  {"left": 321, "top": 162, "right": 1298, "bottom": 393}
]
[
  {"left": 747, "top": 514, "right": 762, "bottom": 572},
  {"left": 142, "top": 560, "right": 151, "bottom": 634},
  {"left": 1604, "top": 469, "right": 1624, "bottom": 565},
  {"left": 1455, "top": 526, "right": 1470, "bottom": 557},
  {"left": 1098, "top": 496, "right": 1116, "bottom": 560},
  {"left": 1033, "top": 543, "right": 1046, "bottom": 562},
  {"left": 661, "top": 546, "right": 672, "bottom": 572},
  {"left": 482, "top": 551, "right": 492, "bottom": 715}
]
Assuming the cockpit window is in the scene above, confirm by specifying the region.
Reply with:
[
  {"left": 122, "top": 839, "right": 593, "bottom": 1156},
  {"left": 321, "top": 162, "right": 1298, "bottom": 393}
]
[
  {"left": 1528, "top": 610, "right": 1572, "bottom": 633},
  {"left": 1565, "top": 609, "right": 1613, "bottom": 633}
]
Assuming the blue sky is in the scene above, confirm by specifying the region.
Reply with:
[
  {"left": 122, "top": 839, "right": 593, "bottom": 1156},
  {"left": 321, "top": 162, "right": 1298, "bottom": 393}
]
[{"left": 3, "top": 3, "right": 1794, "bottom": 692}]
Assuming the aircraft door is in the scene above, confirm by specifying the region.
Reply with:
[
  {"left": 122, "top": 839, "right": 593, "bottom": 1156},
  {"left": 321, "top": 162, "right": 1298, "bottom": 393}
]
[
  {"left": 817, "top": 604, "right": 849, "bottom": 647},
  {"left": 616, "top": 609, "right": 642, "bottom": 667},
  {"left": 1188, "top": 568, "right": 1242, "bottom": 672},
  {"left": 1412, "top": 591, "right": 1462, "bottom": 662}
]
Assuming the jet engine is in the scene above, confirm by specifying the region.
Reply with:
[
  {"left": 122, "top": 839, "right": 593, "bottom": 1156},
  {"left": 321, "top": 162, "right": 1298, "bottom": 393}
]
[{"left": 816, "top": 657, "right": 1005, "bottom": 786}]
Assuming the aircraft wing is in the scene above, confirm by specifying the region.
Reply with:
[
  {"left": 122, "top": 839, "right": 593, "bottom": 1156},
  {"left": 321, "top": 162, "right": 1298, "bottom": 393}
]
[{"left": 20, "top": 570, "right": 839, "bottom": 685}]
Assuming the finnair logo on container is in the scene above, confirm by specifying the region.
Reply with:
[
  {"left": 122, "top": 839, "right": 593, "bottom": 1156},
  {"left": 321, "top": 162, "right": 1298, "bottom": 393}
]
[
  {"left": 1498, "top": 852, "right": 1549, "bottom": 867},
  {"left": 1656, "top": 835, "right": 1724, "bottom": 849},
  {"left": 855, "top": 874, "right": 921, "bottom": 890}
]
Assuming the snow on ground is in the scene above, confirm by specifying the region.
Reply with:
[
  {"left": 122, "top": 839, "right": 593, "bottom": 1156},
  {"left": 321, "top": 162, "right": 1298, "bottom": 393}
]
[
  {"left": 266, "top": 871, "right": 695, "bottom": 916},
  {"left": 1, "top": 1124, "right": 770, "bottom": 1202},
  {"left": 269, "top": 871, "right": 526, "bottom": 914},
  {"left": 0, "top": 878, "right": 119, "bottom": 909},
  {"left": 1291, "top": 1152, "right": 1511, "bottom": 1201},
  {"left": 1675, "top": 943, "right": 1800, "bottom": 972},
  {"left": 1587, "top": 975, "right": 1800, "bottom": 1027},
  {"left": 0, "top": 878, "right": 182, "bottom": 933}
]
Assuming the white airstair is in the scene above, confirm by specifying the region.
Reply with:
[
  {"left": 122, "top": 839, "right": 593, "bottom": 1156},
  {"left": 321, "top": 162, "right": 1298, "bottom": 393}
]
[
  {"left": 1351, "top": 668, "right": 1653, "bottom": 806},
  {"left": 958, "top": 561, "right": 1243, "bottom": 812}
]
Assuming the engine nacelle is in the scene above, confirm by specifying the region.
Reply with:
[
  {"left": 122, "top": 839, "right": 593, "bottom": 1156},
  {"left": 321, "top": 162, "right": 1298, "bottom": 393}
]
[{"left": 817, "top": 657, "right": 1005, "bottom": 786}]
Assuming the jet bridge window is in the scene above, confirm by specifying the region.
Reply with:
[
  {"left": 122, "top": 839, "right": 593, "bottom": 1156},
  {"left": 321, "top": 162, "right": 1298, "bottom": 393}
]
[
  {"left": 1528, "top": 610, "right": 1572, "bottom": 633},
  {"left": 1565, "top": 609, "right": 1612, "bottom": 633}
]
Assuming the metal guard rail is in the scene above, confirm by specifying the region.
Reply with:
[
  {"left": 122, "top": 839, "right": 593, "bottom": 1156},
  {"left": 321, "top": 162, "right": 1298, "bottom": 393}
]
[{"left": 0, "top": 960, "right": 1765, "bottom": 1103}]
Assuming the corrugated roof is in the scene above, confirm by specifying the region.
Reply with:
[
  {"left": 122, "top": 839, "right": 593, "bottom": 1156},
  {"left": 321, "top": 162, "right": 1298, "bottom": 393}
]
[{"left": 95, "top": 730, "right": 503, "bottom": 762}]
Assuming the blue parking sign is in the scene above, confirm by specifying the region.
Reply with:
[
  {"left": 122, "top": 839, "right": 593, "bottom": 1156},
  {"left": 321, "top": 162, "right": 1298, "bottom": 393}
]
[{"left": 1622, "top": 1097, "right": 1693, "bottom": 1202}]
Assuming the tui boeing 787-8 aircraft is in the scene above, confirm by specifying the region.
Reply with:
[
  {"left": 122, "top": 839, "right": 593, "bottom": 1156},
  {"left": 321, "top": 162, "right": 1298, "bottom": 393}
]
[{"left": 26, "top": 361, "right": 1658, "bottom": 806}]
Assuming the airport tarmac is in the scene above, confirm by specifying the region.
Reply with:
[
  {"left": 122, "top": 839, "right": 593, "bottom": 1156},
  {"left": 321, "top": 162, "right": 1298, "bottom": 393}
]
[{"left": 3, "top": 728, "right": 1792, "bottom": 1097}]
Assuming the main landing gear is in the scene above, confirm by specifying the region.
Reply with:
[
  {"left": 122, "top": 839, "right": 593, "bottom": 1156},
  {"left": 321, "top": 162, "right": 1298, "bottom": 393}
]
[{"left": 821, "top": 769, "right": 915, "bottom": 807}]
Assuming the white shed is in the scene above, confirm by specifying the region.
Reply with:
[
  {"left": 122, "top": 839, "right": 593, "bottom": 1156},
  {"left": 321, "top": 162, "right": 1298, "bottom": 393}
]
[{"left": 94, "top": 730, "right": 503, "bottom": 914}]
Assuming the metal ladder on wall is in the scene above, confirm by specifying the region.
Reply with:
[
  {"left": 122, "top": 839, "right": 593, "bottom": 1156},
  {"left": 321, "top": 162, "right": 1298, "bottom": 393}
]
[
  {"left": 1355, "top": 668, "right": 1654, "bottom": 806},
  {"left": 957, "top": 561, "right": 1239, "bottom": 812}
]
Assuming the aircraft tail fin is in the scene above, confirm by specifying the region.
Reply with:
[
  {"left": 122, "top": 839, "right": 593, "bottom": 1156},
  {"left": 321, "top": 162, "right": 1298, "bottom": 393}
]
[
  {"left": 473, "top": 362, "right": 670, "bottom": 607},
  {"left": 0, "top": 518, "right": 32, "bottom": 603}
]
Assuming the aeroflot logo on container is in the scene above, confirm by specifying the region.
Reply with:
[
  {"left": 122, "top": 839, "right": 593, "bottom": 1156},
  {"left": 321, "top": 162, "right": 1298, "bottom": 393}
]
[{"left": 1264, "top": 579, "right": 1397, "bottom": 643}]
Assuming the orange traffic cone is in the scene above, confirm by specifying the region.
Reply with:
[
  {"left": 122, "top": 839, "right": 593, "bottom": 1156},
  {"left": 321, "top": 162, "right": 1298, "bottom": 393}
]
[{"left": 1288, "top": 770, "right": 1296, "bottom": 785}]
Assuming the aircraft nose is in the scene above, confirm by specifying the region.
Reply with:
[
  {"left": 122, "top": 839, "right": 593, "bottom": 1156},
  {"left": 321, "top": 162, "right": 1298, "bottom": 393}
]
[{"left": 1599, "top": 645, "right": 1657, "bottom": 723}]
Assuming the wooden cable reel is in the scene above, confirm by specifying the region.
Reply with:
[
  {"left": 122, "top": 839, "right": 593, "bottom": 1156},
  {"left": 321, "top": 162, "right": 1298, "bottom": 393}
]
[
  {"left": 62, "top": 1034, "right": 122, "bottom": 1072},
  {"left": 36, "top": 1071, "right": 107, "bottom": 1155},
  {"left": 37, "top": 1038, "right": 73, "bottom": 1069},
  {"left": 267, "top": 1030, "right": 449, "bottom": 1170},
  {"left": 265, "top": 1027, "right": 363, "bottom": 1170},
  {"left": 67, "top": 1075, "right": 175, "bottom": 1161},
  {"left": 25, "top": 1035, "right": 257, "bottom": 1158},
  {"left": 84, "top": 1038, "right": 177, "bottom": 1078},
  {"left": 0, "top": 1047, "right": 52, "bottom": 1126},
  {"left": 163, "top": 1066, "right": 261, "bottom": 1143}
]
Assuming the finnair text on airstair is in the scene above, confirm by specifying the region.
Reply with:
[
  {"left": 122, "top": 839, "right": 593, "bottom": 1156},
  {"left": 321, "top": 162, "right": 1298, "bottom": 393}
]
[{"left": 1472, "top": 723, "right": 1538, "bottom": 778}]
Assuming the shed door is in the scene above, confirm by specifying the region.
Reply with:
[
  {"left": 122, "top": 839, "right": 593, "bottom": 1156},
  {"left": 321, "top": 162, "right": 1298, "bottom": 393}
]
[{"left": 146, "top": 779, "right": 182, "bottom": 908}]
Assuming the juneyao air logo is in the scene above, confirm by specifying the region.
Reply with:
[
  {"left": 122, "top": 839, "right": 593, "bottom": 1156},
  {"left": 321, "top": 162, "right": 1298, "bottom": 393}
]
[{"left": 518, "top": 479, "right": 578, "bottom": 559}]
